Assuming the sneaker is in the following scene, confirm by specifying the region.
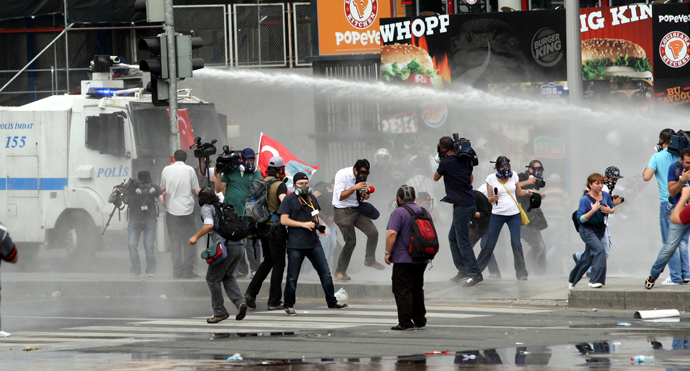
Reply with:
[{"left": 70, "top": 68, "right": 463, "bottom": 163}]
[
  {"left": 588, "top": 282, "right": 603, "bottom": 288},
  {"left": 644, "top": 276, "right": 655, "bottom": 290},
  {"left": 568, "top": 283, "right": 574, "bottom": 289},
  {"left": 129, "top": 272, "right": 139, "bottom": 278},
  {"left": 391, "top": 324, "right": 414, "bottom": 331},
  {"left": 250, "top": 270, "right": 256, "bottom": 278},
  {"left": 449, "top": 273, "right": 469, "bottom": 283},
  {"left": 244, "top": 295, "right": 256, "bottom": 309},
  {"left": 365, "top": 261, "right": 385, "bottom": 270},
  {"left": 236, "top": 303, "right": 247, "bottom": 321},
  {"left": 462, "top": 276, "right": 483, "bottom": 287},
  {"left": 684, "top": 278, "right": 690, "bottom": 284},
  {"left": 662, "top": 277, "right": 681, "bottom": 285},
  {"left": 147, "top": 273, "right": 155, "bottom": 278},
  {"left": 267, "top": 302, "right": 284, "bottom": 311},
  {"left": 572, "top": 253, "right": 579, "bottom": 264},
  {"left": 285, "top": 307, "right": 297, "bottom": 316},
  {"left": 334, "top": 271, "right": 351, "bottom": 281},
  {"left": 329, "top": 303, "right": 348, "bottom": 309},
  {"left": 207, "top": 314, "right": 230, "bottom": 324},
  {"left": 585, "top": 272, "right": 591, "bottom": 278},
  {"left": 0, "top": 331, "right": 10, "bottom": 337}
]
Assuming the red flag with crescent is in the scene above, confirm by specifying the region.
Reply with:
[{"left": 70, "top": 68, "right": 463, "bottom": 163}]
[
  {"left": 258, "top": 133, "right": 319, "bottom": 179},
  {"left": 167, "top": 109, "right": 196, "bottom": 149}
]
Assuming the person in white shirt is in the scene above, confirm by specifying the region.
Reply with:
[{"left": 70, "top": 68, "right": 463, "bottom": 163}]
[
  {"left": 160, "top": 150, "right": 201, "bottom": 279},
  {"left": 332, "top": 159, "right": 384, "bottom": 280},
  {"left": 475, "top": 156, "right": 534, "bottom": 281}
]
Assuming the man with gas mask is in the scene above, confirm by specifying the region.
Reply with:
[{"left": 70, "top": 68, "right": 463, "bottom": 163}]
[
  {"left": 244, "top": 156, "right": 289, "bottom": 311},
  {"left": 215, "top": 148, "right": 261, "bottom": 278},
  {"left": 433, "top": 136, "right": 483, "bottom": 287},
  {"left": 643, "top": 129, "right": 689, "bottom": 286},
  {"left": 280, "top": 172, "right": 348, "bottom": 315},
  {"left": 517, "top": 160, "right": 548, "bottom": 275},
  {"left": 332, "top": 159, "right": 384, "bottom": 281},
  {"left": 124, "top": 171, "right": 164, "bottom": 278}
]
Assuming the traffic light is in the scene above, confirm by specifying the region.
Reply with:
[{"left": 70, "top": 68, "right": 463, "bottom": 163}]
[
  {"left": 134, "top": 0, "right": 165, "bottom": 23},
  {"left": 176, "top": 35, "right": 205, "bottom": 79},
  {"left": 139, "top": 34, "right": 169, "bottom": 106}
]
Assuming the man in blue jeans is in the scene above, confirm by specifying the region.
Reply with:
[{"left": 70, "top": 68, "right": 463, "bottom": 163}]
[
  {"left": 433, "top": 136, "right": 481, "bottom": 287},
  {"left": 643, "top": 129, "right": 689, "bottom": 285},
  {"left": 124, "top": 170, "right": 164, "bottom": 278},
  {"left": 645, "top": 147, "right": 690, "bottom": 289},
  {"left": 279, "top": 172, "right": 348, "bottom": 315}
]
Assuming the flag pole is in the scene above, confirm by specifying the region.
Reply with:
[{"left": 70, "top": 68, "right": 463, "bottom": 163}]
[{"left": 258, "top": 131, "right": 264, "bottom": 175}]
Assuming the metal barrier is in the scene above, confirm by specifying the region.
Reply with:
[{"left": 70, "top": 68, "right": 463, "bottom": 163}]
[
  {"left": 233, "top": 4, "right": 287, "bottom": 68},
  {"left": 292, "top": 3, "right": 312, "bottom": 66},
  {"left": 173, "top": 5, "right": 229, "bottom": 67}
]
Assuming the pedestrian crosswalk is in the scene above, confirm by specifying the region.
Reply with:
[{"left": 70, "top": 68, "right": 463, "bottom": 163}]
[{"left": 0, "top": 304, "right": 554, "bottom": 351}]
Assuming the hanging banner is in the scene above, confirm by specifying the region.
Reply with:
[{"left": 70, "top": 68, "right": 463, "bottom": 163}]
[
  {"left": 652, "top": 3, "right": 690, "bottom": 106},
  {"left": 580, "top": 5, "right": 654, "bottom": 103}
]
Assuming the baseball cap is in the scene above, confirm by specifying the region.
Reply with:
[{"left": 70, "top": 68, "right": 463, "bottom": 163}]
[
  {"left": 605, "top": 166, "right": 624, "bottom": 179},
  {"left": 242, "top": 148, "right": 256, "bottom": 159},
  {"left": 137, "top": 170, "right": 152, "bottom": 182},
  {"left": 293, "top": 172, "right": 309, "bottom": 185},
  {"left": 269, "top": 156, "right": 284, "bottom": 168}
]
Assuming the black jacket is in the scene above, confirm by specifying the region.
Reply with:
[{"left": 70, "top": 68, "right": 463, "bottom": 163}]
[{"left": 472, "top": 190, "right": 492, "bottom": 235}]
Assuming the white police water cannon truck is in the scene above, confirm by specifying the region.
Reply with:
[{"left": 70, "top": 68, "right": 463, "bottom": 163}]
[{"left": 0, "top": 55, "right": 226, "bottom": 257}]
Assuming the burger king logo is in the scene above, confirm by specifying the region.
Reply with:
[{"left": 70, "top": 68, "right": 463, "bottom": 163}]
[
  {"left": 531, "top": 28, "right": 563, "bottom": 67},
  {"left": 660, "top": 31, "right": 690, "bottom": 68},
  {"left": 345, "top": 0, "right": 378, "bottom": 29}
]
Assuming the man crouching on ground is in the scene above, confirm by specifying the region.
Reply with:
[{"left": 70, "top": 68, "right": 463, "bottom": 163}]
[{"left": 385, "top": 185, "right": 430, "bottom": 331}]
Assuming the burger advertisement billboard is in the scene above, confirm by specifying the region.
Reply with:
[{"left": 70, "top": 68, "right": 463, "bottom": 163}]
[
  {"left": 652, "top": 3, "right": 690, "bottom": 106},
  {"left": 579, "top": 5, "right": 654, "bottom": 103},
  {"left": 379, "top": 11, "right": 566, "bottom": 130},
  {"left": 315, "top": 0, "right": 392, "bottom": 55}
]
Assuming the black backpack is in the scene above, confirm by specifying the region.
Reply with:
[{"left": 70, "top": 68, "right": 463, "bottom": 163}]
[
  {"left": 572, "top": 211, "right": 580, "bottom": 232},
  {"left": 211, "top": 202, "right": 249, "bottom": 241},
  {"left": 402, "top": 205, "right": 439, "bottom": 260}
]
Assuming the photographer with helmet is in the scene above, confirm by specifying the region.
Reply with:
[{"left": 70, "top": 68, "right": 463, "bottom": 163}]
[
  {"left": 123, "top": 170, "right": 164, "bottom": 278},
  {"left": 433, "top": 135, "right": 482, "bottom": 287},
  {"left": 476, "top": 156, "right": 534, "bottom": 281},
  {"left": 517, "top": 160, "right": 548, "bottom": 275},
  {"left": 215, "top": 147, "right": 261, "bottom": 278}
]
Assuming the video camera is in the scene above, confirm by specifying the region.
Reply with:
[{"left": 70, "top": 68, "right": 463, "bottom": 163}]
[
  {"left": 107, "top": 178, "right": 135, "bottom": 209},
  {"left": 452, "top": 133, "right": 479, "bottom": 166},
  {"left": 668, "top": 130, "right": 690, "bottom": 156},
  {"left": 190, "top": 137, "right": 217, "bottom": 159},
  {"left": 216, "top": 145, "right": 241, "bottom": 174}
]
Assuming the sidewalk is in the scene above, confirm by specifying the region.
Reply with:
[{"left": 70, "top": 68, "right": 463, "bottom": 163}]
[{"left": 5, "top": 271, "right": 686, "bottom": 310}]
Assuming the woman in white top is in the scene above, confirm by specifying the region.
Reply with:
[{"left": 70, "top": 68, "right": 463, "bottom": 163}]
[{"left": 475, "top": 156, "right": 534, "bottom": 280}]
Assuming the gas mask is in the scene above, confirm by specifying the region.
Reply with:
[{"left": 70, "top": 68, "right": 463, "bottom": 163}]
[
  {"left": 603, "top": 179, "right": 617, "bottom": 193},
  {"left": 294, "top": 185, "right": 311, "bottom": 196},
  {"left": 135, "top": 184, "right": 156, "bottom": 195},
  {"left": 496, "top": 163, "right": 511, "bottom": 179},
  {"left": 243, "top": 159, "right": 256, "bottom": 173},
  {"left": 529, "top": 166, "right": 546, "bottom": 189}
]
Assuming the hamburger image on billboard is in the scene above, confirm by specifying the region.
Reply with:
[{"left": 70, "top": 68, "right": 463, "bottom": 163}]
[
  {"left": 581, "top": 38, "right": 653, "bottom": 102},
  {"left": 381, "top": 43, "right": 443, "bottom": 88}
]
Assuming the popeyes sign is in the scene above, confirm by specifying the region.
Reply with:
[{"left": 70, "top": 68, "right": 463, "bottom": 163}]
[{"left": 317, "top": 0, "right": 391, "bottom": 55}]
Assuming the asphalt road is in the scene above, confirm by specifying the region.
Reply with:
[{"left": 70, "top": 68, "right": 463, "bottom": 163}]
[{"left": 2, "top": 292, "right": 690, "bottom": 370}]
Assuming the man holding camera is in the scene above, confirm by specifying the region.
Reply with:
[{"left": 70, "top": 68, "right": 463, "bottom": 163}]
[
  {"left": 215, "top": 148, "right": 261, "bottom": 277},
  {"left": 643, "top": 129, "right": 689, "bottom": 286},
  {"left": 280, "top": 172, "right": 348, "bottom": 315},
  {"left": 645, "top": 147, "right": 690, "bottom": 288},
  {"left": 433, "top": 136, "right": 482, "bottom": 287},
  {"left": 517, "top": 160, "right": 548, "bottom": 275},
  {"left": 124, "top": 170, "right": 164, "bottom": 278},
  {"left": 332, "top": 159, "right": 384, "bottom": 280},
  {"left": 161, "top": 150, "right": 201, "bottom": 279}
]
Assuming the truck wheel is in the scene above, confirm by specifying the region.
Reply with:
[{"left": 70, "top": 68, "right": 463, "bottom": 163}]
[{"left": 61, "top": 212, "right": 99, "bottom": 257}]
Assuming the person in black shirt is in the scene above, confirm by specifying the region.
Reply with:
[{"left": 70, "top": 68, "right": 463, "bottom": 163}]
[
  {"left": 517, "top": 160, "right": 548, "bottom": 275},
  {"left": 433, "top": 136, "right": 482, "bottom": 287},
  {"left": 279, "top": 172, "right": 348, "bottom": 316},
  {"left": 124, "top": 170, "right": 164, "bottom": 278}
]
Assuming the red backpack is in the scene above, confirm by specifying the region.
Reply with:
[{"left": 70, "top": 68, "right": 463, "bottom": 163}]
[{"left": 402, "top": 204, "right": 439, "bottom": 260}]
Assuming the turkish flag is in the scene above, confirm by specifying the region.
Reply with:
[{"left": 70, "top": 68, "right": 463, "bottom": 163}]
[
  {"left": 167, "top": 109, "right": 196, "bottom": 149},
  {"left": 258, "top": 133, "right": 319, "bottom": 180}
]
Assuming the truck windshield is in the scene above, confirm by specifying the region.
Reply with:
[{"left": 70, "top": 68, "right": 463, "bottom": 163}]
[{"left": 129, "top": 102, "right": 225, "bottom": 158}]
